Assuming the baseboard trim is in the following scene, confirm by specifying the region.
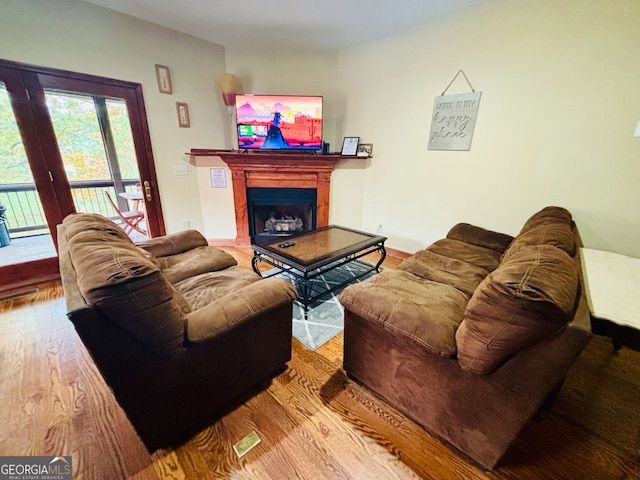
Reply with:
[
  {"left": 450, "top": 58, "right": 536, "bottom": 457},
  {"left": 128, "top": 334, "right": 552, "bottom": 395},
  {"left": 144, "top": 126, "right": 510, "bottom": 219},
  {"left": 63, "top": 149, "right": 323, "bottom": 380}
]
[
  {"left": 206, "top": 238, "right": 412, "bottom": 259},
  {"left": 207, "top": 238, "right": 238, "bottom": 247},
  {"left": 385, "top": 246, "right": 411, "bottom": 259}
]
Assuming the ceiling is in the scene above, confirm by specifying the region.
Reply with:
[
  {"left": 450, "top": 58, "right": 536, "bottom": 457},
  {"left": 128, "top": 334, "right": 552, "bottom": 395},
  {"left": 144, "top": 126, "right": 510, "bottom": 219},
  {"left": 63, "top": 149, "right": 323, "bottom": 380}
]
[{"left": 81, "top": 0, "right": 488, "bottom": 51}]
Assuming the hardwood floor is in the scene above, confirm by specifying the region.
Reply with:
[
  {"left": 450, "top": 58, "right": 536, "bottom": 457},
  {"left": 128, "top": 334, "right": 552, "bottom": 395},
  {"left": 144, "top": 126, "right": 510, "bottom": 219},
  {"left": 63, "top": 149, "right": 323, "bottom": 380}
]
[{"left": 0, "top": 248, "right": 639, "bottom": 479}]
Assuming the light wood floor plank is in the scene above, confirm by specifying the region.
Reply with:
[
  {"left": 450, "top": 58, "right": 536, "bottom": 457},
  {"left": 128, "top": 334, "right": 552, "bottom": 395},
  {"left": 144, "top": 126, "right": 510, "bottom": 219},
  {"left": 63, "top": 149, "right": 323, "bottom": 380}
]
[{"left": 1, "top": 248, "right": 639, "bottom": 479}]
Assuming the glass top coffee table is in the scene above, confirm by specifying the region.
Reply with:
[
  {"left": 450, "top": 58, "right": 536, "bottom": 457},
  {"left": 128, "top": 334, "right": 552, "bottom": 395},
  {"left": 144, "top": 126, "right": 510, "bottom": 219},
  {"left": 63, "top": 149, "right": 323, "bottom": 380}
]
[{"left": 251, "top": 225, "right": 387, "bottom": 316}]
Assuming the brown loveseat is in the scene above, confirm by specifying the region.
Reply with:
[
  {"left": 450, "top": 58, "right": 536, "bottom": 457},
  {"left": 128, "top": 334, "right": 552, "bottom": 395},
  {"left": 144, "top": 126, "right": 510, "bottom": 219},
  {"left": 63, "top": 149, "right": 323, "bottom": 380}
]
[
  {"left": 58, "top": 213, "right": 297, "bottom": 451},
  {"left": 339, "top": 207, "right": 592, "bottom": 469}
]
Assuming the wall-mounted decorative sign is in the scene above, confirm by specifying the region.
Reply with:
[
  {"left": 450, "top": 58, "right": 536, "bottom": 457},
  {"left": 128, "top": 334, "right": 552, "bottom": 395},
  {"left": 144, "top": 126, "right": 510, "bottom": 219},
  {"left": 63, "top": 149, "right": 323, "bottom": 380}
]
[
  {"left": 155, "top": 64, "right": 173, "bottom": 94},
  {"left": 428, "top": 70, "right": 481, "bottom": 151}
]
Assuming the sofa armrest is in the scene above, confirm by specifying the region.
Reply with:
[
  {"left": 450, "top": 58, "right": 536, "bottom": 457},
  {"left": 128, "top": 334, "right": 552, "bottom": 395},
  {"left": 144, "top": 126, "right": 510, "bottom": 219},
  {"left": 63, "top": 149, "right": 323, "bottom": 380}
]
[
  {"left": 446, "top": 223, "right": 514, "bottom": 253},
  {"left": 185, "top": 278, "right": 297, "bottom": 342},
  {"left": 136, "top": 230, "right": 208, "bottom": 258}
]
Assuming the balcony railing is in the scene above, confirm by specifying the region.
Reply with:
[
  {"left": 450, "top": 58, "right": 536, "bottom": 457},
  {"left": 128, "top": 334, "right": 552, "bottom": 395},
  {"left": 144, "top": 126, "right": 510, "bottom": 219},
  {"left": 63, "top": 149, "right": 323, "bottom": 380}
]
[{"left": 0, "top": 179, "right": 141, "bottom": 238}]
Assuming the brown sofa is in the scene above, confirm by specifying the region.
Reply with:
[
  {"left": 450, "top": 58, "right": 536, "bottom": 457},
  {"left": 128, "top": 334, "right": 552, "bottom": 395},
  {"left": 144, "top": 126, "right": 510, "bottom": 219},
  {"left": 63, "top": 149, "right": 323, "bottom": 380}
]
[
  {"left": 57, "top": 213, "right": 297, "bottom": 451},
  {"left": 339, "top": 206, "right": 592, "bottom": 469}
]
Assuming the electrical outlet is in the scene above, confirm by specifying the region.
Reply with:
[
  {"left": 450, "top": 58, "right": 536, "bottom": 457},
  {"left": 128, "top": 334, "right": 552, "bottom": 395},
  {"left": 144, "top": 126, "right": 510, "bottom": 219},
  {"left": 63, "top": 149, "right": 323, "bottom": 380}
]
[
  {"left": 182, "top": 220, "right": 190, "bottom": 230},
  {"left": 376, "top": 224, "right": 383, "bottom": 233}
]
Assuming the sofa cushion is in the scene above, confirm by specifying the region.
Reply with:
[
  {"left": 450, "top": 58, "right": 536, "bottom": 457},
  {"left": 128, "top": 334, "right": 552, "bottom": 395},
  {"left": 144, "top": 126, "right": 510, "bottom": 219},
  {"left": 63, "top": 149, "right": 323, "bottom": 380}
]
[
  {"left": 340, "top": 269, "right": 468, "bottom": 357},
  {"left": 174, "top": 266, "right": 262, "bottom": 311},
  {"left": 62, "top": 212, "right": 132, "bottom": 244},
  {"left": 398, "top": 248, "right": 490, "bottom": 297},
  {"left": 521, "top": 205, "right": 572, "bottom": 230},
  {"left": 158, "top": 246, "right": 238, "bottom": 284},
  {"left": 136, "top": 229, "right": 209, "bottom": 258},
  {"left": 502, "top": 206, "right": 575, "bottom": 260},
  {"left": 456, "top": 244, "right": 580, "bottom": 375},
  {"left": 69, "top": 230, "right": 155, "bottom": 291},
  {"left": 427, "top": 238, "right": 503, "bottom": 272},
  {"left": 185, "top": 277, "right": 297, "bottom": 342},
  {"left": 446, "top": 223, "right": 514, "bottom": 254}
]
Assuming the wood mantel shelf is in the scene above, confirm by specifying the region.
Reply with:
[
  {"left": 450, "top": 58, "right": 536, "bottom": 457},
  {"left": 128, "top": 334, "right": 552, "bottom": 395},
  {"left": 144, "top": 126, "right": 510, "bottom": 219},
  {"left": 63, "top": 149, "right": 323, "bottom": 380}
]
[
  {"left": 188, "top": 149, "right": 355, "bottom": 166},
  {"left": 188, "top": 149, "right": 347, "bottom": 245}
]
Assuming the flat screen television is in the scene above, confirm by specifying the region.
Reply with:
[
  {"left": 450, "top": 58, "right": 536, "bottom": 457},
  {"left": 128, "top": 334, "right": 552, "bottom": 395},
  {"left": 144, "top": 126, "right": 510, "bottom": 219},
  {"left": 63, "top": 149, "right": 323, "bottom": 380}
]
[{"left": 235, "top": 94, "right": 323, "bottom": 150}]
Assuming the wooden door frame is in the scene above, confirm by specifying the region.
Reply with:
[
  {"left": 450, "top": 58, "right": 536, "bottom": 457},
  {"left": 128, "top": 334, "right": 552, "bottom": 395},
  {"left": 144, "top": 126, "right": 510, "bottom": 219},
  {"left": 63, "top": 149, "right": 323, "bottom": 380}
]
[
  {"left": 0, "top": 65, "right": 65, "bottom": 289},
  {"left": 0, "top": 59, "right": 165, "bottom": 291}
]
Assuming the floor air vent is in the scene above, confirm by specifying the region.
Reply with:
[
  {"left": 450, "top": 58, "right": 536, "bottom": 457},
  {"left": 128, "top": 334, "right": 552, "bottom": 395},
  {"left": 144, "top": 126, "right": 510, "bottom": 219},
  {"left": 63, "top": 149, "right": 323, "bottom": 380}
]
[{"left": 0, "top": 288, "right": 40, "bottom": 303}]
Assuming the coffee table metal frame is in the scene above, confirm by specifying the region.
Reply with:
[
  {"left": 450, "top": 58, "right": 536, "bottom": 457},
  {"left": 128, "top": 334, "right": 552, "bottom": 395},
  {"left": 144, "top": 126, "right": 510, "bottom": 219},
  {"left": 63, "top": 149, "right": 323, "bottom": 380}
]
[{"left": 251, "top": 225, "right": 387, "bottom": 317}]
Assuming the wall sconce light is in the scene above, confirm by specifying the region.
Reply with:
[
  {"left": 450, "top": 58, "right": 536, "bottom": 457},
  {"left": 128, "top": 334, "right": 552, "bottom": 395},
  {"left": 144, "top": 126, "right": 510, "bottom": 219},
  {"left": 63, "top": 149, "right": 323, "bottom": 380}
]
[{"left": 219, "top": 73, "right": 243, "bottom": 150}]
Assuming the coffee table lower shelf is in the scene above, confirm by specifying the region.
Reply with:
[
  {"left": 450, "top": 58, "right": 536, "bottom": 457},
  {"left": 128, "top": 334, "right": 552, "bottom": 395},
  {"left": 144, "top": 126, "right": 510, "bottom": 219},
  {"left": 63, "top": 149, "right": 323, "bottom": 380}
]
[{"left": 253, "top": 248, "right": 384, "bottom": 317}]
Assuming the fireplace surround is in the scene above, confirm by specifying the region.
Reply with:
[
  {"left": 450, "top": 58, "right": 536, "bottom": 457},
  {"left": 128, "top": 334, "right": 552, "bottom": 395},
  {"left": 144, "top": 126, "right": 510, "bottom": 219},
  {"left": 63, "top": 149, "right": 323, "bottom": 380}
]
[{"left": 189, "top": 150, "right": 342, "bottom": 245}]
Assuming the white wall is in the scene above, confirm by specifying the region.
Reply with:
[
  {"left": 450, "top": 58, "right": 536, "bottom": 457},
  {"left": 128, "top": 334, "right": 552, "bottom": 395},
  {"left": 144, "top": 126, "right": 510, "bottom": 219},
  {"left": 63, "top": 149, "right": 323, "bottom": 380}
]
[
  {"left": 0, "top": 0, "right": 228, "bottom": 235},
  {"left": 337, "top": 0, "right": 640, "bottom": 256},
  {"left": 3, "top": 0, "right": 639, "bottom": 256}
]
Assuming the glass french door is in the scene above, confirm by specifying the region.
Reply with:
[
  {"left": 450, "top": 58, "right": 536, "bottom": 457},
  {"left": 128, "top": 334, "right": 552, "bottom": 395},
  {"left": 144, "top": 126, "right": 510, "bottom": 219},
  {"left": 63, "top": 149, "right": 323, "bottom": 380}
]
[
  {"left": 0, "top": 60, "right": 165, "bottom": 291},
  {"left": 0, "top": 79, "right": 58, "bottom": 264},
  {"left": 45, "top": 91, "right": 145, "bottom": 231}
]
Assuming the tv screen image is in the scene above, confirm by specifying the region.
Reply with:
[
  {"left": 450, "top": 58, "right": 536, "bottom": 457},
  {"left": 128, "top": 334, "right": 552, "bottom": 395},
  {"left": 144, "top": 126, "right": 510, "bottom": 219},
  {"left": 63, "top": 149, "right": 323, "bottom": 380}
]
[{"left": 235, "top": 94, "right": 323, "bottom": 150}]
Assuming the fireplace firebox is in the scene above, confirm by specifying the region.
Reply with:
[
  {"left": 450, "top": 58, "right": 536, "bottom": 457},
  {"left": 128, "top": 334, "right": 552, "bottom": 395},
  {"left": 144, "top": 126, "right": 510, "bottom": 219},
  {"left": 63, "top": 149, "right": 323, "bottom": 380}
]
[{"left": 247, "top": 187, "right": 317, "bottom": 243}]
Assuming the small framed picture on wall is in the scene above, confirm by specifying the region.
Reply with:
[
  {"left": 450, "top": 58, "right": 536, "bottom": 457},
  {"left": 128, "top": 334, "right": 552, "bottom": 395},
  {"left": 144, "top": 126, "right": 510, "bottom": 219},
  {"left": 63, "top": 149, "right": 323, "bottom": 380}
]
[
  {"left": 176, "top": 102, "right": 190, "bottom": 128},
  {"left": 155, "top": 64, "right": 173, "bottom": 94}
]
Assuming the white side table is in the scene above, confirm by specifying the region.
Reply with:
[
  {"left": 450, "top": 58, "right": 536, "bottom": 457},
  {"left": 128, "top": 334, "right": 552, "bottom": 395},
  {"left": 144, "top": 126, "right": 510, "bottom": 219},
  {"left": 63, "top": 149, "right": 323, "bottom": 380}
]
[{"left": 580, "top": 248, "right": 640, "bottom": 351}]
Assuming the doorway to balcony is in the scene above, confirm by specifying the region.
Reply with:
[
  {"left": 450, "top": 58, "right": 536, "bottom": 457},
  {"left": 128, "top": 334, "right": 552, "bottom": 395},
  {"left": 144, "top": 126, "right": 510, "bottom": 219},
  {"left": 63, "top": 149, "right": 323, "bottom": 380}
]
[{"left": 0, "top": 59, "right": 165, "bottom": 291}]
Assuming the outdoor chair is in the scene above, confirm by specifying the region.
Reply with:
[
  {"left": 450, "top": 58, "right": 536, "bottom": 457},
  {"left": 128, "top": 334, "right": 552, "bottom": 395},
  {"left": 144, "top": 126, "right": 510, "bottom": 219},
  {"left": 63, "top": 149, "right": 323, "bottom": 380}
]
[{"left": 104, "top": 190, "right": 147, "bottom": 237}]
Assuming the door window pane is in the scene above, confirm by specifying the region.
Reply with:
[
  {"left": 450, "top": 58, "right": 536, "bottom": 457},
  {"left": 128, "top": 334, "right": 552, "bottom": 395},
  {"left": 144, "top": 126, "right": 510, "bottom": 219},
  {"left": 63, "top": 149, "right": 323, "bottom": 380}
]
[
  {"left": 45, "top": 91, "right": 111, "bottom": 182},
  {"left": 106, "top": 99, "right": 140, "bottom": 180},
  {"left": 44, "top": 90, "right": 145, "bottom": 238},
  {"left": 0, "top": 82, "right": 55, "bottom": 266},
  {"left": 45, "top": 91, "right": 114, "bottom": 216},
  {"left": 1, "top": 86, "right": 33, "bottom": 183}
]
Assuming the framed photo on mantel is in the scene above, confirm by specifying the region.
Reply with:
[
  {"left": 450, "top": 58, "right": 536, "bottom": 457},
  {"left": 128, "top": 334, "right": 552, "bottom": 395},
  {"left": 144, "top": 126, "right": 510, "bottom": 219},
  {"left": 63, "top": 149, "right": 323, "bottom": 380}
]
[
  {"left": 357, "top": 143, "right": 373, "bottom": 157},
  {"left": 341, "top": 136, "right": 359, "bottom": 156}
]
